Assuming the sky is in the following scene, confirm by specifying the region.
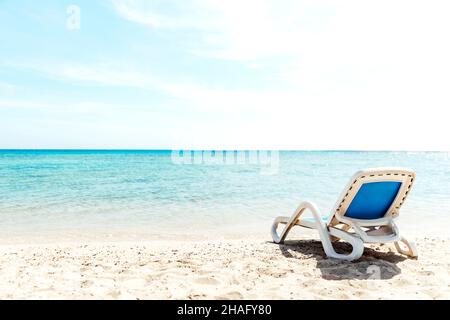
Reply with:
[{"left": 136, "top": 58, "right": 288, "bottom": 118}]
[{"left": 1, "top": 0, "right": 450, "bottom": 150}]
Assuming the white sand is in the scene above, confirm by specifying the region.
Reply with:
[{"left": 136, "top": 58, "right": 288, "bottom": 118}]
[{"left": 1, "top": 233, "right": 449, "bottom": 299}]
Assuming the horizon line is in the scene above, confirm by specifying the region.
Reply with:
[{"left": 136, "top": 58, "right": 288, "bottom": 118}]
[{"left": 0, "top": 149, "right": 448, "bottom": 153}]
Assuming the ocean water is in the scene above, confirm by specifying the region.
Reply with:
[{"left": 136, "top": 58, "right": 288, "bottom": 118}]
[{"left": 0, "top": 150, "right": 449, "bottom": 239}]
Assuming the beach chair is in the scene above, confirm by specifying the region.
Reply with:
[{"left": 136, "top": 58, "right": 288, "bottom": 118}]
[{"left": 271, "top": 168, "right": 418, "bottom": 261}]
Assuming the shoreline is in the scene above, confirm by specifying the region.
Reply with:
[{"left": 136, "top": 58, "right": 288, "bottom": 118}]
[
  {"left": 1, "top": 214, "right": 449, "bottom": 245},
  {"left": 1, "top": 235, "right": 449, "bottom": 299}
]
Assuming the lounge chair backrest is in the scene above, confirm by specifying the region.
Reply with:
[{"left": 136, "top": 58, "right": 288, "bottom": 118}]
[{"left": 329, "top": 168, "right": 415, "bottom": 223}]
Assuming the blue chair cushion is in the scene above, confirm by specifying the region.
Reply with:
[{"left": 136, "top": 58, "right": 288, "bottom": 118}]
[{"left": 345, "top": 181, "right": 402, "bottom": 219}]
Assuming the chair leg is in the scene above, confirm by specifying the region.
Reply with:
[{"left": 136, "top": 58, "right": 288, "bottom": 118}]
[
  {"left": 394, "top": 235, "right": 418, "bottom": 258},
  {"left": 271, "top": 216, "right": 291, "bottom": 244},
  {"left": 271, "top": 201, "right": 317, "bottom": 244},
  {"left": 271, "top": 211, "right": 364, "bottom": 261},
  {"left": 271, "top": 201, "right": 365, "bottom": 261},
  {"left": 327, "top": 227, "right": 365, "bottom": 261}
]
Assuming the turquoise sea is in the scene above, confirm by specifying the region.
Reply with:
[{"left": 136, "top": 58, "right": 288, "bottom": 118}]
[{"left": 0, "top": 150, "right": 449, "bottom": 239}]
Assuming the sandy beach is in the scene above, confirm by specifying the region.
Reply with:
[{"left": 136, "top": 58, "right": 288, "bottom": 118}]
[{"left": 1, "top": 232, "right": 449, "bottom": 299}]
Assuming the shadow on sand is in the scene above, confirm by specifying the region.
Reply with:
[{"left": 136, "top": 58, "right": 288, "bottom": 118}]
[{"left": 274, "top": 240, "right": 408, "bottom": 280}]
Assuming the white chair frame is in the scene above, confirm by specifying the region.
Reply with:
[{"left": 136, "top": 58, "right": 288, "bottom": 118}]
[{"left": 271, "top": 168, "right": 418, "bottom": 261}]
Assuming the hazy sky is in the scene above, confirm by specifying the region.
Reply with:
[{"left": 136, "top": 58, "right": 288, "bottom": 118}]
[{"left": 1, "top": 0, "right": 450, "bottom": 150}]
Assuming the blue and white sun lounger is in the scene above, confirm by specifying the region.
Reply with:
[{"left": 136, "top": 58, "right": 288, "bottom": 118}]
[{"left": 271, "top": 168, "right": 418, "bottom": 261}]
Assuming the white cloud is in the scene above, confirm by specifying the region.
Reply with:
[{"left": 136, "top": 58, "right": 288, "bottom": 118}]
[
  {"left": 111, "top": 0, "right": 212, "bottom": 29},
  {"left": 111, "top": 0, "right": 321, "bottom": 61},
  {"left": 111, "top": 0, "right": 450, "bottom": 69},
  {"left": 8, "top": 61, "right": 156, "bottom": 88},
  {"left": 0, "top": 98, "right": 141, "bottom": 115},
  {"left": 6, "top": 55, "right": 450, "bottom": 150},
  {"left": 6, "top": 59, "right": 294, "bottom": 113},
  {"left": 0, "top": 81, "right": 17, "bottom": 93}
]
